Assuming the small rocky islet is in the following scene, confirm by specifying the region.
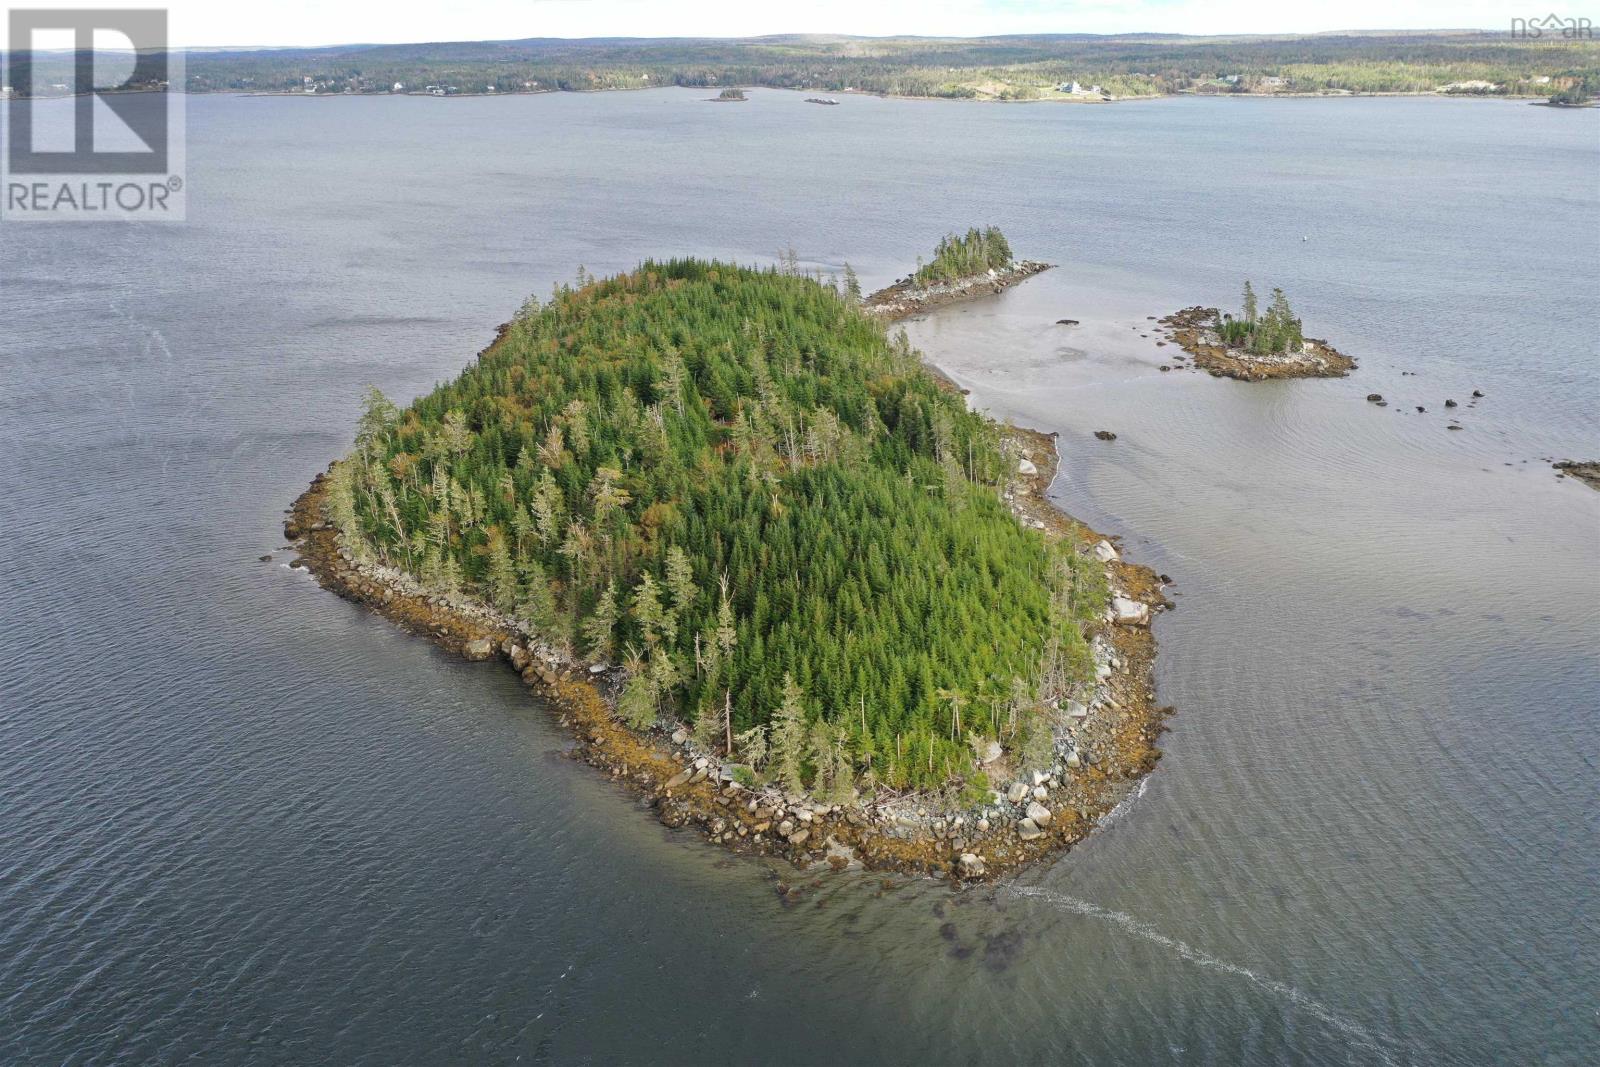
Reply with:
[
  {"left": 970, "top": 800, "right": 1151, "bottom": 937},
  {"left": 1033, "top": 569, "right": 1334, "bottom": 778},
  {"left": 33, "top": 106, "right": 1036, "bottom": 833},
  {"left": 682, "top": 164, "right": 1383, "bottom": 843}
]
[{"left": 1157, "top": 282, "right": 1355, "bottom": 381}]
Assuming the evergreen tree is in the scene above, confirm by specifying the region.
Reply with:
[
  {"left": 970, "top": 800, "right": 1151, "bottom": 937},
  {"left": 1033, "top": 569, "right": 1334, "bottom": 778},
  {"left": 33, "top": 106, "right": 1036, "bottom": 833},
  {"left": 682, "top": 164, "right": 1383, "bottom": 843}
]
[
  {"left": 355, "top": 387, "right": 399, "bottom": 460},
  {"left": 665, "top": 546, "right": 697, "bottom": 612},
  {"left": 769, "top": 674, "right": 809, "bottom": 794},
  {"left": 581, "top": 580, "right": 620, "bottom": 660},
  {"left": 733, "top": 723, "right": 768, "bottom": 770},
  {"left": 485, "top": 530, "right": 519, "bottom": 613}
]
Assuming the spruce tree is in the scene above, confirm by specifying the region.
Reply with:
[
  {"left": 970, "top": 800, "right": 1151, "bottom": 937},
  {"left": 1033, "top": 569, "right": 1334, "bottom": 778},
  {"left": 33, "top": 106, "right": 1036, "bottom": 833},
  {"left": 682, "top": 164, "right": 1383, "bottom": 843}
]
[{"left": 769, "top": 674, "right": 808, "bottom": 794}]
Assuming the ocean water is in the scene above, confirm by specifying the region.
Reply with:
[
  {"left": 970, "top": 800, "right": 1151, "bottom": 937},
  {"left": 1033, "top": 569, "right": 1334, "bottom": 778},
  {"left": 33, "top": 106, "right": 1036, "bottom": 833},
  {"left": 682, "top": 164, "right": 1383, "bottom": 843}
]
[{"left": 1, "top": 88, "right": 1595, "bottom": 1065}]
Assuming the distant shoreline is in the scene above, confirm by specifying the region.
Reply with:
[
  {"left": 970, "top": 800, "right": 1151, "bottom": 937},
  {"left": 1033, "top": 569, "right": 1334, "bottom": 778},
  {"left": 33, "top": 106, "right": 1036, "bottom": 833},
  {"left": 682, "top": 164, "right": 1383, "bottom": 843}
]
[{"left": 24, "top": 84, "right": 1572, "bottom": 106}]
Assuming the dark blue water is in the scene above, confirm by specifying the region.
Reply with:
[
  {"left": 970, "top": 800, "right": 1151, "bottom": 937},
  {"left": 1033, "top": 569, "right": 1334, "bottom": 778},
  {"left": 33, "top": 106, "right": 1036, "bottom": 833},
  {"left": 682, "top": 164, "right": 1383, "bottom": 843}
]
[{"left": 2, "top": 89, "right": 1596, "bottom": 1065}]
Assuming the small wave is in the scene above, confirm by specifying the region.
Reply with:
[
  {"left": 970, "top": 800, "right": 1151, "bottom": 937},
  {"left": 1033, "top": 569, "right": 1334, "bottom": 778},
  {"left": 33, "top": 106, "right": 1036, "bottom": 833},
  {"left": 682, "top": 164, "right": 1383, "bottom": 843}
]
[
  {"left": 308, "top": 314, "right": 452, "bottom": 329},
  {"left": 1005, "top": 885, "right": 1408, "bottom": 1066}
]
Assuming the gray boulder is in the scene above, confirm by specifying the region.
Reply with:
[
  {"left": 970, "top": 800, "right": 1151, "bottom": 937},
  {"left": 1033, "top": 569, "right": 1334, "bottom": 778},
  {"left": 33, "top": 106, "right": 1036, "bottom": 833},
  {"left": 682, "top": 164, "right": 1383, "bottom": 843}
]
[{"left": 1112, "top": 596, "right": 1150, "bottom": 626}]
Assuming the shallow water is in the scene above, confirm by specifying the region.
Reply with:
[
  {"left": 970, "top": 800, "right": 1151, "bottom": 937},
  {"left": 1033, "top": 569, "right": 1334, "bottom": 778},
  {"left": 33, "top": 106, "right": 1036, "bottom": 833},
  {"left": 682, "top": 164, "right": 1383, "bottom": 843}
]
[{"left": 2, "top": 88, "right": 1596, "bottom": 1064}]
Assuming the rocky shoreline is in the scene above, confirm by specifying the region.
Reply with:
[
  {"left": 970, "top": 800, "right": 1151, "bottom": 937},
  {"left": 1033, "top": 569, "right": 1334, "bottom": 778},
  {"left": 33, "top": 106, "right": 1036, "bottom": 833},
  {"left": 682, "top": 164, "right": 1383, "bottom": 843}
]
[
  {"left": 1553, "top": 460, "right": 1600, "bottom": 491},
  {"left": 862, "top": 260, "right": 1052, "bottom": 320},
  {"left": 1157, "top": 305, "right": 1355, "bottom": 381},
  {"left": 285, "top": 267, "right": 1171, "bottom": 884}
]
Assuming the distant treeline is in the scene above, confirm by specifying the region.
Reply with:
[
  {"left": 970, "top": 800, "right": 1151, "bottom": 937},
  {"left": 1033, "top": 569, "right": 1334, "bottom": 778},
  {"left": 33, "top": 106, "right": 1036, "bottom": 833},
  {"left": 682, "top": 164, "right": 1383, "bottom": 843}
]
[{"left": 14, "top": 32, "right": 1594, "bottom": 101}]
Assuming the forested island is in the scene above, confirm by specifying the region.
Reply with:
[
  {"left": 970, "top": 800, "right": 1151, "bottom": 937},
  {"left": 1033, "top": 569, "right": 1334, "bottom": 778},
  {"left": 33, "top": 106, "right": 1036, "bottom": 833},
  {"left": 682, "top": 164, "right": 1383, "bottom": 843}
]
[
  {"left": 288, "top": 238, "right": 1167, "bottom": 880},
  {"left": 863, "top": 228, "right": 1052, "bottom": 319},
  {"left": 22, "top": 32, "right": 1594, "bottom": 104},
  {"left": 1158, "top": 282, "right": 1355, "bottom": 381}
]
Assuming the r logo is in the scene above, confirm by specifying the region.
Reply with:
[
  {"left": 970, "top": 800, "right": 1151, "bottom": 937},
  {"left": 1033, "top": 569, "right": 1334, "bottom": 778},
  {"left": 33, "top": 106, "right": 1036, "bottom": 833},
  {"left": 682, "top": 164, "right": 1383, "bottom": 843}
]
[{"left": 6, "top": 8, "right": 170, "bottom": 174}]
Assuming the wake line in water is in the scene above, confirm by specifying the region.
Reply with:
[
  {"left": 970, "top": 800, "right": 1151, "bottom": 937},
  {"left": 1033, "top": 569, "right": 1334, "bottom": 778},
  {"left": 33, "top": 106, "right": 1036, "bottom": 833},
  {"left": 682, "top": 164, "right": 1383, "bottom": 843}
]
[
  {"left": 1093, "top": 775, "right": 1149, "bottom": 831},
  {"left": 1005, "top": 885, "right": 1406, "bottom": 1066}
]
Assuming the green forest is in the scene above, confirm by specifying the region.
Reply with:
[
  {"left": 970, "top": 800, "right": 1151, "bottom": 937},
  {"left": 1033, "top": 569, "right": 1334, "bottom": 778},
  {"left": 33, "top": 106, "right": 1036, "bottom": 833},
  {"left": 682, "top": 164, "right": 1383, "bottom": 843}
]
[
  {"left": 329, "top": 259, "right": 1104, "bottom": 798},
  {"left": 1217, "top": 281, "right": 1305, "bottom": 355},
  {"left": 913, "top": 227, "right": 1015, "bottom": 286}
]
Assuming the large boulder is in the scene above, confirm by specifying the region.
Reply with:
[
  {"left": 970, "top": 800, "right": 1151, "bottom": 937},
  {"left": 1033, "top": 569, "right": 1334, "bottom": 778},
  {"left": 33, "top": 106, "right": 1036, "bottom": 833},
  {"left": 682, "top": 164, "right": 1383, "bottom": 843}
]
[
  {"left": 1112, "top": 596, "right": 1150, "bottom": 626},
  {"left": 463, "top": 638, "right": 495, "bottom": 661},
  {"left": 1016, "top": 818, "right": 1043, "bottom": 841},
  {"left": 1026, "top": 801, "right": 1052, "bottom": 827},
  {"left": 1092, "top": 540, "right": 1119, "bottom": 563},
  {"left": 1017, "top": 456, "right": 1039, "bottom": 476},
  {"left": 958, "top": 853, "right": 987, "bottom": 879},
  {"left": 1006, "top": 781, "right": 1029, "bottom": 805}
]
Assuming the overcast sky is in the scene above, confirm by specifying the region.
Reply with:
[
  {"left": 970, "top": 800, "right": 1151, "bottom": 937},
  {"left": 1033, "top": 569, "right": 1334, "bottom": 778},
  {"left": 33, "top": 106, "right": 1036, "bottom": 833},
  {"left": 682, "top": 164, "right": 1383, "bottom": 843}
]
[{"left": 0, "top": 0, "right": 1586, "bottom": 49}]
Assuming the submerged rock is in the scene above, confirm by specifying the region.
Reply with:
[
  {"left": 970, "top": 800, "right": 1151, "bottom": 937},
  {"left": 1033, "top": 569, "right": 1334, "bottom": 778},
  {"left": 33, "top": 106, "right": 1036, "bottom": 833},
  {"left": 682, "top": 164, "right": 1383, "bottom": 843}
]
[
  {"left": 463, "top": 638, "right": 495, "bottom": 661},
  {"left": 1094, "top": 430, "right": 1117, "bottom": 441}
]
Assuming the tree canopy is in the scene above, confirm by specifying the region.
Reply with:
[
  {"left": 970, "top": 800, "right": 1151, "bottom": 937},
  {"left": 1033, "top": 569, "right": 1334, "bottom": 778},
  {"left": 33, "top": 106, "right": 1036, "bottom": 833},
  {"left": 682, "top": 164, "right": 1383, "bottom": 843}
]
[
  {"left": 913, "top": 227, "right": 1014, "bottom": 286},
  {"left": 330, "top": 260, "right": 1102, "bottom": 796},
  {"left": 1217, "top": 280, "right": 1305, "bottom": 356}
]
